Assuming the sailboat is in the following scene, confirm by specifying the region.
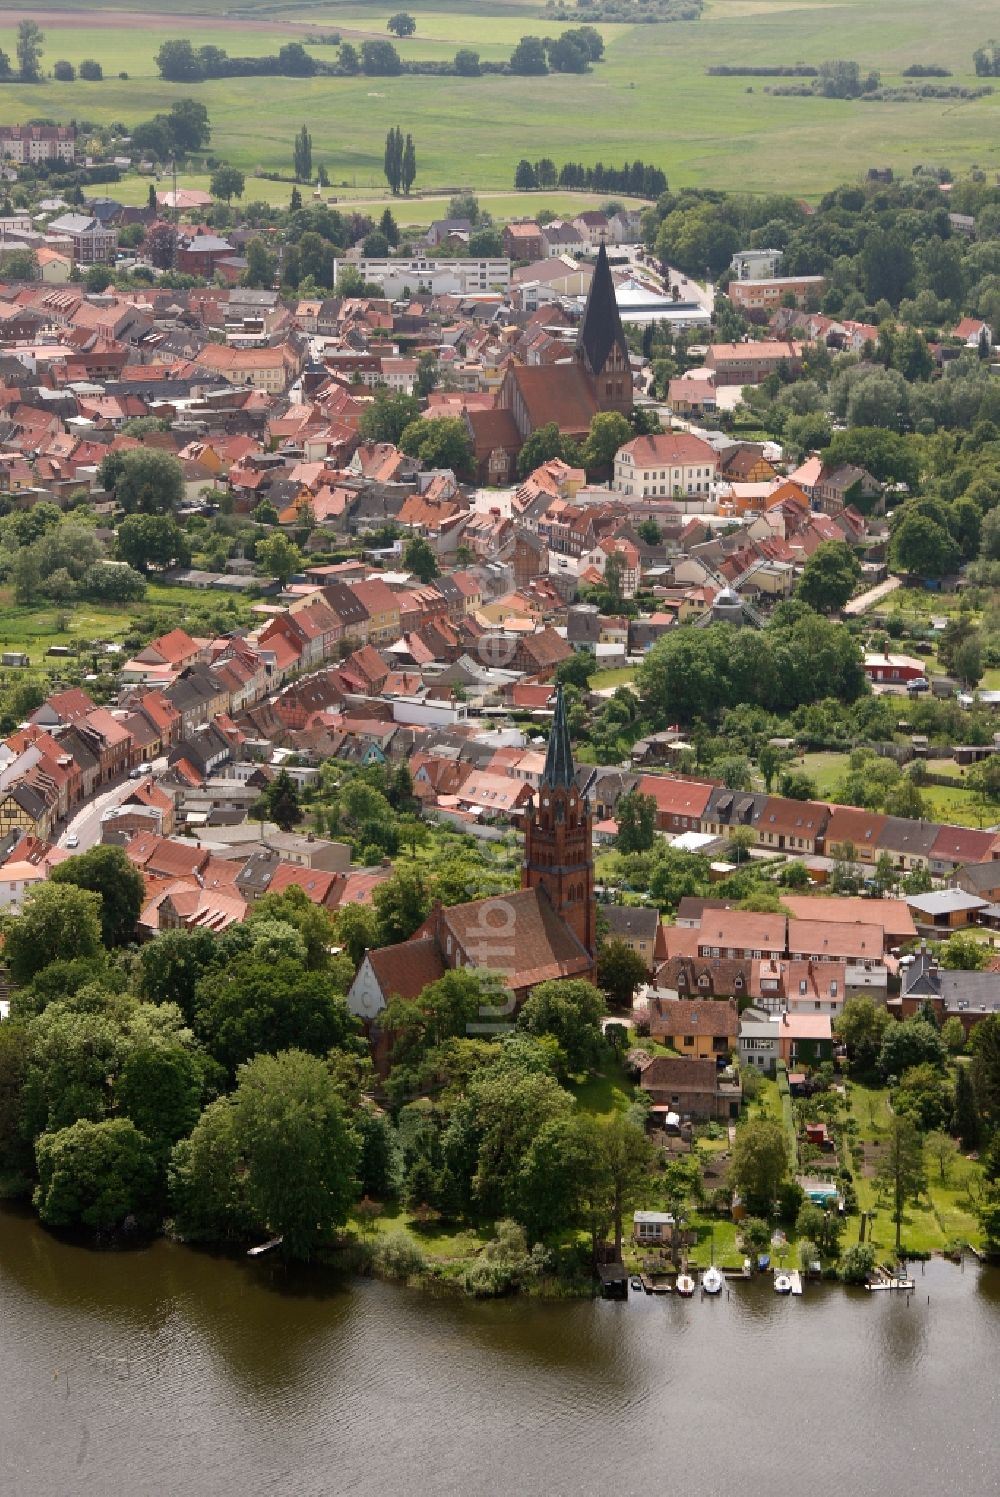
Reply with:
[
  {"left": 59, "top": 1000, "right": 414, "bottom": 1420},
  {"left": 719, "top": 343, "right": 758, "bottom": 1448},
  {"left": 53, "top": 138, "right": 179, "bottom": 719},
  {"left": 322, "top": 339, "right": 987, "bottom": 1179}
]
[
  {"left": 702, "top": 1265, "right": 724, "bottom": 1295},
  {"left": 675, "top": 1272, "right": 696, "bottom": 1297}
]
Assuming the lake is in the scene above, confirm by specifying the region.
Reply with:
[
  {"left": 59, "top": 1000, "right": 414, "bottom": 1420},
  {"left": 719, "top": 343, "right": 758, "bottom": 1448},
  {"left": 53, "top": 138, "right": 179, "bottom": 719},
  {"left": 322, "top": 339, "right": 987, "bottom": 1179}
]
[{"left": 1, "top": 1205, "right": 997, "bottom": 1497}]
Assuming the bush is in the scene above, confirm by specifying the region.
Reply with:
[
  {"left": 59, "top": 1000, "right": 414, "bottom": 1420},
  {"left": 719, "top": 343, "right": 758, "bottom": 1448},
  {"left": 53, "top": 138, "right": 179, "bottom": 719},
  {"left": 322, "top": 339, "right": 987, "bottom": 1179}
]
[
  {"left": 79, "top": 60, "right": 103, "bottom": 81},
  {"left": 839, "top": 1243, "right": 876, "bottom": 1284},
  {"left": 463, "top": 1219, "right": 549, "bottom": 1297},
  {"left": 372, "top": 1230, "right": 427, "bottom": 1281}
]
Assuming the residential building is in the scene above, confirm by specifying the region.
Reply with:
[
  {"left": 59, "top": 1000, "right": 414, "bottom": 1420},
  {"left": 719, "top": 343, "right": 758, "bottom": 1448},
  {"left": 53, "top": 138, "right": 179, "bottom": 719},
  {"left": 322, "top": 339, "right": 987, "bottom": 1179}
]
[
  {"left": 863, "top": 653, "right": 926, "bottom": 686},
  {"left": 46, "top": 213, "right": 117, "bottom": 265},
  {"left": 729, "top": 276, "right": 826, "bottom": 312},
  {"left": 613, "top": 431, "right": 720, "bottom": 499},
  {"left": 704, "top": 341, "right": 803, "bottom": 385},
  {"left": 602, "top": 905, "right": 660, "bottom": 972},
  {"left": 638, "top": 1055, "right": 741, "bottom": 1121},
  {"left": 647, "top": 996, "right": 738, "bottom": 1059},
  {"left": 0, "top": 125, "right": 75, "bottom": 164},
  {"left": 335, "top": 255, "right": 510, "bottom": 298}
]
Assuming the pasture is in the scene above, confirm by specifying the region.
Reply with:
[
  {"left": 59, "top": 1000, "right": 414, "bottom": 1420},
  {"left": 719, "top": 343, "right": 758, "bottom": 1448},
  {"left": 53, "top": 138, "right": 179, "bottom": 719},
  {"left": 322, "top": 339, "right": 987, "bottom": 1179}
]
[{"left": 0, "top": 0, "right": 994, "bottom": 202}]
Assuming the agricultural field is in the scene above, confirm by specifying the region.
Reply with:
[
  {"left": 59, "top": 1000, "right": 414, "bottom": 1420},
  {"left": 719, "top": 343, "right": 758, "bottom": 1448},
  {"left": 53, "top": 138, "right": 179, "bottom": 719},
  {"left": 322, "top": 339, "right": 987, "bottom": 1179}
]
[{"left": 0, "top": 0, "right": 997, "bottom": 202}]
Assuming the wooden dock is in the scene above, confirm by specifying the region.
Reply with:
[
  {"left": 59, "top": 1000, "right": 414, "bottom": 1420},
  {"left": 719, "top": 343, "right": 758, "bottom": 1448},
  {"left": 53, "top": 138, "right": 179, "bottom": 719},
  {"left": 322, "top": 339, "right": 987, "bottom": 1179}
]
[
  {"left": 789, "top": 1270, "right": 803, "bottom": 1296},
  {"left": 865, "top": 1265, "right": 916, "bottom": 1292}
]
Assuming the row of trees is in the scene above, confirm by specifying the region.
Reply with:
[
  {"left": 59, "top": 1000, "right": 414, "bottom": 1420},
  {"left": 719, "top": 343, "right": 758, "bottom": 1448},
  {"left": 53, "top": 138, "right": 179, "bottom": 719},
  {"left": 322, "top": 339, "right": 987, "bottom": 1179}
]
[
  {"left": 514, "top": 156, "right": 667, "bottom": 196},
  {"left": 51, "top": 59, "right": 103, "bottom": 82},
  {"left": 156, "top": 39, "right": 324, "bottom": 82}
]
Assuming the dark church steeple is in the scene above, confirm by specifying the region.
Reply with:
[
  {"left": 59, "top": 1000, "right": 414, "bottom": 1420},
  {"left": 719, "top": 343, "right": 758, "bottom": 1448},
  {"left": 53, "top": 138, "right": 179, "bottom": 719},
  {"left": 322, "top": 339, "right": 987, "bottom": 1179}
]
[
  {"left": 575, "top": 240, "right": 633, "bottom": 414},
  {"left": 542, "top": 684, "right": 575, "bottom": 789},
  {"left": 522, "top": 686, "right": 595, "bottom": 960}
]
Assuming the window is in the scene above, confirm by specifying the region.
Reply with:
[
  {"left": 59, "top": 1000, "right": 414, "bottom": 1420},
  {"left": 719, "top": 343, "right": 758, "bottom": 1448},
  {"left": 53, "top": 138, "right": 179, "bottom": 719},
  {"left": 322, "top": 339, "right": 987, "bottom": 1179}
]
[{"left": 684, "top": 1035, "right": 695, "bottom": 1047}]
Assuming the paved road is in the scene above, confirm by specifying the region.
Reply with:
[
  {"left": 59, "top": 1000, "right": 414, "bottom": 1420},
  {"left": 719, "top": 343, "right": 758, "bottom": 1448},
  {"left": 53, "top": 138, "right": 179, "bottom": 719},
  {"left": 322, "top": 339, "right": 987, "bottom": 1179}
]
[{"left": 58, "top": 758, "right": 166, "bottom": 852}]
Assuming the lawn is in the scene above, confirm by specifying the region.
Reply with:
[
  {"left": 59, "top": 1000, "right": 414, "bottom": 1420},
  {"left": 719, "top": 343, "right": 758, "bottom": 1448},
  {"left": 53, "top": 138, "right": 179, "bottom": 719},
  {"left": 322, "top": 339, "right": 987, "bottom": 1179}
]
[
  {"left": 567, "top": 1050, "right": 636, "bottom": 1116},
  {"left": 792, "top": 749, "right": 992, "bottom": 828},
  {"left": 1, "top": 0, "right": 999, "bottom": 199},
  {"left": 590, "top": 666, "right": 637, "bottom": 690},
  {"left": 794, "top": 750, "right": 852, "bottom": 799},
  {"left": 847, "top": 1080, "right": 983, "bottom": 1257},
  {"left": 0, "top": 581, "right": 250, "bottom": 676}
]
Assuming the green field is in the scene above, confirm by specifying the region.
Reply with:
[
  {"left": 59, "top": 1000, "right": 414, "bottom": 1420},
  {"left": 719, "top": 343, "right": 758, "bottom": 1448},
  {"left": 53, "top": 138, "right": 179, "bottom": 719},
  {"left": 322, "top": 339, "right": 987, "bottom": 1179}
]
[
  {"left": 847, "top": 1081, "right": 983, "bottom": 1256},
  {"left": 0, "top": 0, "right": 997, "bottom": 200},
  {"left": 0, "top": 582, "right": 250, "bottom": 677}
]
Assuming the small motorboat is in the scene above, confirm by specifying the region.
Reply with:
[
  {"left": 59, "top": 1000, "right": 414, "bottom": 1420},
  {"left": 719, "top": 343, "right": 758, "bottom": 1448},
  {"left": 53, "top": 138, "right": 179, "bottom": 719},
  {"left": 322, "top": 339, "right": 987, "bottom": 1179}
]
[
  {"left": 630, "top": 1276, "right": 643, "bottom": 1292},
  {"left": 774, "top": 1272, "right": 793, "bottom": 1295},
  {"left": 675, "top": 1273, "right": 696, "bottom": 1297},
  {"left": 757, "top": 1254, "right": 770, "bottom": 1272},
  {"left": 702, "top": 1266, "right": 724, "bottom": 1295}
]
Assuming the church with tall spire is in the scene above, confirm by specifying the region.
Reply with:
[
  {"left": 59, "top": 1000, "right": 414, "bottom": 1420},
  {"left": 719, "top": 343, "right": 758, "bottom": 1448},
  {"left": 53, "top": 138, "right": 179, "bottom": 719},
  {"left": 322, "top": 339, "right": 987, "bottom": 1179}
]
[
  {"left": 465, "top": 241, "right": 634, "bottom": 483},
  {"left": 521, "top": 686, "right": 596, "bottom": 959},
  {"left": 346, "top": 688, "right": 597, "bottom": 1034}
]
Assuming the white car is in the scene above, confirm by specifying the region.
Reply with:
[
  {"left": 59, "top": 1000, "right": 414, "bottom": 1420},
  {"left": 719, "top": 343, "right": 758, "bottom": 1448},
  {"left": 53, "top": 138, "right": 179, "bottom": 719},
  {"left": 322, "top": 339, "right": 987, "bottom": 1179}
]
[{"left": 65, "top": 832, "right": 80, "bottom": 848}]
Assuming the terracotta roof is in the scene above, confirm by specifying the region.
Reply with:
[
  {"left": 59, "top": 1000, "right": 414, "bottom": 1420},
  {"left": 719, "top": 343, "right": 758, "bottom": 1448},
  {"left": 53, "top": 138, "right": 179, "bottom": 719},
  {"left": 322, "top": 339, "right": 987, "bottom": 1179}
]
[
  {"left": 508, "top": 362, "right": 598, "bottom": 436},
  {"left": 636, "top": 774, "right": 714, "bottom": 819},
  {"left": 778, "top": 900, "right": 907, "bottom": 951},
  {"left": 649, "top": 997, "right": 738, "bottom": 1040},
  {"left": 369, "top": 934, "right": 445, "bottom": 1002},
  {"left": 931, "top": 825, "right": 997, "bottom": 865},
  {"left": 639, "top": 1056, "right": 719, "bottom": 1093},
  {"left": 823, "top": 805, "right": 887, "bottom": 849},
  {"left": 431, "top": 886, "right": 592, "bottom": 991},
  {"left": 786, "top": 919, "right": 883, "bottom": 961},
  {"left": 698, "top": 911, "right": 786, "bottom": 952},
  {"left": 620, "top": 431, "right": 719, "bottom": 467},
  {"left": 758, "top": 796, "right": 829, "bottom": 839}
]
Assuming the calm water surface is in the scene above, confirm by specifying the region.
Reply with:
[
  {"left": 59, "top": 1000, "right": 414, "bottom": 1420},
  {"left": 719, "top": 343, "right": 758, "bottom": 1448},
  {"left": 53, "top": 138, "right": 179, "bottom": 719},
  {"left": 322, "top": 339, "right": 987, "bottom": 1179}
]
[{"left": 1, "top": 1205, "right": 997, "bottom": 1497}]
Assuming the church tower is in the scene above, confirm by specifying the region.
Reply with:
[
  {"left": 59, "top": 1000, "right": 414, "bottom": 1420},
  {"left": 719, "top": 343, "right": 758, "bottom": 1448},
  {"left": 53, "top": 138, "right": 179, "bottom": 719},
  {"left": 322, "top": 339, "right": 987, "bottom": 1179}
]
[
  {"left": 576, "top": 239, "right": 633, "bottom": 416},
  {"left": 522, "top": 687, "right": 596, "bottom": 959}
]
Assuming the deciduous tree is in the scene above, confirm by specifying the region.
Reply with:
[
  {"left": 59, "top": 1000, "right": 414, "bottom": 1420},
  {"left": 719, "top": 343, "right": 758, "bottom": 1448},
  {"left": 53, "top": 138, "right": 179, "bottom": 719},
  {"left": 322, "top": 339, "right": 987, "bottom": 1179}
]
[
  {"left": 728, "top": 1118, "right": 789, "bottom": 1215},
  {"left": 50, "top": 846, "right": 145, "bottom": 949},
  {"left": 3, "top": 883, "right": 103, "bottom": 984},
  {"left": 34, "top": 1117, "right": 158, "bottom": 1232},
  {"left": 877, "top": 1114, "right": 926, "bottom": 1252}
]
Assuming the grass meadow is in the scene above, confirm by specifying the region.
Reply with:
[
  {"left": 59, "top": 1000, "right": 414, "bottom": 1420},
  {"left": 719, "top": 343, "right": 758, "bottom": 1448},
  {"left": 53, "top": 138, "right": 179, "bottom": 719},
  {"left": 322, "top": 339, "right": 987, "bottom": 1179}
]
[{"left": 0, "top": 0, "right": 996, "bottom": 202}]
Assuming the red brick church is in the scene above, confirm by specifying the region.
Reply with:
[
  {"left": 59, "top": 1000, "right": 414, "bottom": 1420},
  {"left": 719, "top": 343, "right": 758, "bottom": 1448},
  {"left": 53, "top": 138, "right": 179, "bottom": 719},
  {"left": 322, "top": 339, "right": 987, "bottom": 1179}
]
[
  {"left": 466, "top": 242, "right": 634, "bottom": 484},
  {"left": 347, "top": 688, "right": 597, "bottom": 1030}
]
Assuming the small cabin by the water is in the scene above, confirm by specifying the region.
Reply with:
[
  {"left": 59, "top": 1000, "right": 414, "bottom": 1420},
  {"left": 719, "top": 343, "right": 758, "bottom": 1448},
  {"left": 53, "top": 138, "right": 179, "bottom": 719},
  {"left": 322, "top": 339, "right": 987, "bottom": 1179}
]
[{"left": 633, "top": 1210, "right": 676, "bottom": 1246}]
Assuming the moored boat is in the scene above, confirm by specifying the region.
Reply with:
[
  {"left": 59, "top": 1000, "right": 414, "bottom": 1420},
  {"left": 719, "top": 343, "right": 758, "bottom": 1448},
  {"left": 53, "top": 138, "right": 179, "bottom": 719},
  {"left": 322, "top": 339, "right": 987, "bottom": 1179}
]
[
  {"left": 675, "top": 1273, "right": 696, "bottom": 1297},
  {"left": 774, "top": 1272, "right": 793, "bottom": 1295},
  {"left": 702, "top": 1266, "right": 724, "bottom": 1295}
]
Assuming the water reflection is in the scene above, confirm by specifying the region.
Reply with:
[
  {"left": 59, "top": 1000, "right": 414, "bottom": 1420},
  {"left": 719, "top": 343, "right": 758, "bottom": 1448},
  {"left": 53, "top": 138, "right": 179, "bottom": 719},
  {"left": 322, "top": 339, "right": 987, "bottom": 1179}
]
[{"left": 1, "top": 1206, "right": 998, "bottom": 1497}]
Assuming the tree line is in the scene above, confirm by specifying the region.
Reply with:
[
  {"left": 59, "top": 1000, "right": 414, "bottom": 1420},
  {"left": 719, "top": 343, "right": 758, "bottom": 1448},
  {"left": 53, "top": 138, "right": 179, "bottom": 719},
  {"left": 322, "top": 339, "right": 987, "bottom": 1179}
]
[
  {"left": 156, "top": 28, "right": 605, "bottom": 84},
  {"left": 514, "top": 157, "right": 667, "bottom": 195}
]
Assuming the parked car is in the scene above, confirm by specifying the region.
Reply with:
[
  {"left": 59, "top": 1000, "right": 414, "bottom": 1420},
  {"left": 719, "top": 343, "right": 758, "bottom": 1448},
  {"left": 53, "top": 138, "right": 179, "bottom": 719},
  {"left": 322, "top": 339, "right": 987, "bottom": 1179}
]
[{"left": 65, "top": 832, "right": 79, "bottom": 848}]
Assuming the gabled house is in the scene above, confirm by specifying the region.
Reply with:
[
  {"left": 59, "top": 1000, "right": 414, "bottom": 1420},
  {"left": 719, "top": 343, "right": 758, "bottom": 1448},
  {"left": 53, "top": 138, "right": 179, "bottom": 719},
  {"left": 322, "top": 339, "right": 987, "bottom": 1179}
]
[{"left": 647, "top": 997, "right": 738, "bottom": 1060}]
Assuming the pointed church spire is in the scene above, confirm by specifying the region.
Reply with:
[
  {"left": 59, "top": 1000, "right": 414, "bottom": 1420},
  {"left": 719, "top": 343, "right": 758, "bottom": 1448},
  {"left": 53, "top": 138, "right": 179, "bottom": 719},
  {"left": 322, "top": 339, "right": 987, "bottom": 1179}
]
[
  {"left": 576, "top": 239, "right": 626, "bottom": 379},
  {"left": 542, "top": 685, "right": 575, "bottom": 789}
]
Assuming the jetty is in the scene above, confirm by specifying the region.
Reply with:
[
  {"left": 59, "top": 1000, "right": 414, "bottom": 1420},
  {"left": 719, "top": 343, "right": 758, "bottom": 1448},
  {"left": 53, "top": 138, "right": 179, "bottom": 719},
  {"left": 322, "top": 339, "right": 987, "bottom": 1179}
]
[
  {"left": 789, "top": 1270, "right": 803, "bottom": 1296},
  {"left": 865, "top": 1265, "right": 916, "bottom": 1292}
]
